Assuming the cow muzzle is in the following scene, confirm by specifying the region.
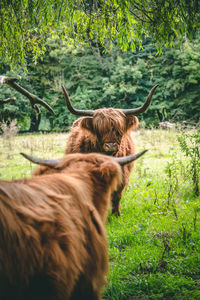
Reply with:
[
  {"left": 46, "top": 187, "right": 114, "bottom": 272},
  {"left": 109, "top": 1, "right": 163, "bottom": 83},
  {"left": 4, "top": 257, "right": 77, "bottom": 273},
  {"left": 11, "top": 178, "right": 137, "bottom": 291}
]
[{"left": 103, "top": 143, "right": 118, "bottom": 154}]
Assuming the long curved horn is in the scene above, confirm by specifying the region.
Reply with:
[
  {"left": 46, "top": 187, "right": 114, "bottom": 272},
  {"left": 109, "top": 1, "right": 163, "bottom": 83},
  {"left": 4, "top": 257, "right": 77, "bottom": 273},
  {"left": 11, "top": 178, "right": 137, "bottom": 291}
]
[
  {"left": 62, "top": 86, "right": 94, "bottom": 116},
  {"left": 113, "top": 150, "right": 148, "bottom": 166},
  {"left": 122, "top": 84, "right": 159, "bottom": 116},
  {"left": 21, "top": 153, "right": 60, "bottom": 168}
]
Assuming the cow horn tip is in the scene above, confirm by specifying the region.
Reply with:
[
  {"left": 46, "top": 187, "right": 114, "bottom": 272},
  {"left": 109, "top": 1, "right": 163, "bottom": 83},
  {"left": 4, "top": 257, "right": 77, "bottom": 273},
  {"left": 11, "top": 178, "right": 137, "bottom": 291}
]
[
  {"left": 21, "top": 152, "right": 35, "bottom": 163},
  {"left": 20, "top": 152, "right": 28, "bottom": 159},
  {"left": 137, "top": 149, "right": 148, "bottom": 157}
]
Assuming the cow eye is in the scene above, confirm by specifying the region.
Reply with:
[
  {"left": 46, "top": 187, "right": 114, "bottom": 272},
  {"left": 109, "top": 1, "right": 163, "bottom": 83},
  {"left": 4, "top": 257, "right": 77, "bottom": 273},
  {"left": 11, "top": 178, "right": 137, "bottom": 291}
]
[{"left": 116, "top": 131, "right": 121, "bottom": 137}]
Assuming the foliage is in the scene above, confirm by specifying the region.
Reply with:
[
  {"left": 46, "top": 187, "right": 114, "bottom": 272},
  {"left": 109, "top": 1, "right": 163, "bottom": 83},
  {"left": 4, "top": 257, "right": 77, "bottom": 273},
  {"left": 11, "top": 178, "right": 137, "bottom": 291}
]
[
  {"left": 150, "top": 34, "right": 200, "bottom": 122},
  {"left": 1, "top": 32, "right": 200, "bottom": 130},
  {"left": 1, "top": 0, "right": 200, "bottom": 67},
  {"left": 178, "top": 129, "right": 200, "bottom": 196}
]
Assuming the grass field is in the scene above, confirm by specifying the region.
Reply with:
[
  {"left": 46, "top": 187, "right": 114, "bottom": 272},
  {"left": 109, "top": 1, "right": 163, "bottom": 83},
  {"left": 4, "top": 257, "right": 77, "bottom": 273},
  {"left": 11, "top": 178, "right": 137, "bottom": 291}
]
[{"left": 1, "top": 129, "right": 200, "bottom": 299}]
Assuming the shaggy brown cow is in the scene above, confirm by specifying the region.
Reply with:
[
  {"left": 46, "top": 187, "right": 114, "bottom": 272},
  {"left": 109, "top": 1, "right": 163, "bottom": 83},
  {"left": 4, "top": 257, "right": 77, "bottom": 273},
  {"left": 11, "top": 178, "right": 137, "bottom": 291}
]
[
  {"left": 62, "top": 85, "right": 158, "bottom": 215},
  {"left": 0, "top": 150, "right": 146, "bottom": 300}
]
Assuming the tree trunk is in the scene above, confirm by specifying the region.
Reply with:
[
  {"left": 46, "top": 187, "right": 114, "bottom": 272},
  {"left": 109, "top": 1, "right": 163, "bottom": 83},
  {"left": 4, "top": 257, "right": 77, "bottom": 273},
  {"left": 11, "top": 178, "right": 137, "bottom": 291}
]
[{"left": 29, "top": 110, "right": 41, "bottom": 132}]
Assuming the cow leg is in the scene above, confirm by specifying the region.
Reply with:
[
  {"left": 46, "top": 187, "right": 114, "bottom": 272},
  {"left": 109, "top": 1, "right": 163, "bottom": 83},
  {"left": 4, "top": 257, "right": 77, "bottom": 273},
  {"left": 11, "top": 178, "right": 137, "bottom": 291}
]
[
  {"left": 70, "top": 275, "right": 101, "bottom": 300},
  {"left": 70, "top": 286, "right": 101, "bottom": 300},
  {"left": 111, "top": 164, "right": 131, "bottom": 216},
  {"left": 111, "top": 185, "right": 124, "bottom": 216},
  {"left": 24, "top": 275, "right": 67, "bottom": 300}
]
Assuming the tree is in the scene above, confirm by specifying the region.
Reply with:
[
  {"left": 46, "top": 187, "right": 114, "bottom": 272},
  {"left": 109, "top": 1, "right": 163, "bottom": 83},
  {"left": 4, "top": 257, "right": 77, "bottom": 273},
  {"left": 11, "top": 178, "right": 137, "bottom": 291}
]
[
  {"left": 1, "top": 0, "right": 200, "bottom": 67},
  {"left": 0, "top": 73, "right": 54, "bottom": 130},
  {"left": 150, "top": 33, "right": 200, "bottom": 123}
]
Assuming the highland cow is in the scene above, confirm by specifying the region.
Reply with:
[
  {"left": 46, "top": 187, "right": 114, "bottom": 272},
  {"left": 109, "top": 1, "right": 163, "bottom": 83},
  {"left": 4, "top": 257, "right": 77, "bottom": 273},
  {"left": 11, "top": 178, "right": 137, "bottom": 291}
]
[
  {"left": 0, "top": 150, "right": 146, "bottom": 300},
  {"left": 62, "top": 85, "right": 158, "bottom": 215}
]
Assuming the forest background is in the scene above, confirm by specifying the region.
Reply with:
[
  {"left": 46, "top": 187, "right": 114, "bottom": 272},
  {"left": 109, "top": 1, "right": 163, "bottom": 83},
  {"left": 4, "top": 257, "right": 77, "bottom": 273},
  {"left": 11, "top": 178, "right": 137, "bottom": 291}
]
[{"left": 1, "top": 31, "right": 200, "bottom": 132}]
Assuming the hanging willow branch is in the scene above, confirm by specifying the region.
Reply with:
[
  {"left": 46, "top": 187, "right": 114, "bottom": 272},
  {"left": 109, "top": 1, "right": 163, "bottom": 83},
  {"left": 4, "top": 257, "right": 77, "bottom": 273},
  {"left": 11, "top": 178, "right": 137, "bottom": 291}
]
[{"left": 0, "top": 76, "right": 54, "bottom": 114}]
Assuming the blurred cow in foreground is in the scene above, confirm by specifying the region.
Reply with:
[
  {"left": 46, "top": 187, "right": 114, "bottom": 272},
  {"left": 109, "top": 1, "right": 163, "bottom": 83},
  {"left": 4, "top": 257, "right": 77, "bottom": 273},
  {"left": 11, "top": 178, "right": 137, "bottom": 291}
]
[
  {"left": 0, "top": 150, "right": 146, "bottom": 300},
  {"left": 63, "top": 85, "right": 158, "bottom": 215}
]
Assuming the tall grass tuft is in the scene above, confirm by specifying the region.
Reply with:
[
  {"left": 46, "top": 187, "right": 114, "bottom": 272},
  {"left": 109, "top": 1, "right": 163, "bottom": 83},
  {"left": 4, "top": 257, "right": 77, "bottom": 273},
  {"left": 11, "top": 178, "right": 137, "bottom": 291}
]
[{"left": 178, "top": 129, "right": 200, "bottom": 196}]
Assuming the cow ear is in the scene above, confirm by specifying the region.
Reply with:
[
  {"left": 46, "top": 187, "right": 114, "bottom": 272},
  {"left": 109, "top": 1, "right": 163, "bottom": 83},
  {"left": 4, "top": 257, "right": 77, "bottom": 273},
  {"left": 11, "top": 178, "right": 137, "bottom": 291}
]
[
  {"left": 80, "top": 117, "right": 94, "bottom": 132},
  {"left": 100, "top": 162, "right": 120, "bottom": 182},
  {"left": 126, "top": 116, "right": 139, "bottom": 130}
]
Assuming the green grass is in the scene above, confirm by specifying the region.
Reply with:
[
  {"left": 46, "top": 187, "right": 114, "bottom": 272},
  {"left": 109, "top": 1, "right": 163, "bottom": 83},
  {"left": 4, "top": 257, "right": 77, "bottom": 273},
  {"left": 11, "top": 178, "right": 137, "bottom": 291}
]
[
  {"left": 0, "top": 132, "right": 67, "bottom": 179},
  {"left": 1, "top": 129, "right": 200, "bottom": 299}
]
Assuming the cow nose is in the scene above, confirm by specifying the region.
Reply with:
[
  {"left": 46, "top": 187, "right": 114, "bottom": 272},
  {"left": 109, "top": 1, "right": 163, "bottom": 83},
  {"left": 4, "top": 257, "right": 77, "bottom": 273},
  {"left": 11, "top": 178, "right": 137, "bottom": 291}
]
[{"left": 104, "top": 143, "right": 118, "bottom": 153}]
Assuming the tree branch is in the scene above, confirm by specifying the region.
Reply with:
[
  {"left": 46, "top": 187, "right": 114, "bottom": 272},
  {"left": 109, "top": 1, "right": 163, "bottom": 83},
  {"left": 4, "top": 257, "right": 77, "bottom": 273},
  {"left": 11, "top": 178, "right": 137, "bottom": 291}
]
[
  {"left": 0, "top": 76, "right": 54, "bottom": 114},
  {"left": 0, "top": 97, "right": 16, "bottom": 104}
]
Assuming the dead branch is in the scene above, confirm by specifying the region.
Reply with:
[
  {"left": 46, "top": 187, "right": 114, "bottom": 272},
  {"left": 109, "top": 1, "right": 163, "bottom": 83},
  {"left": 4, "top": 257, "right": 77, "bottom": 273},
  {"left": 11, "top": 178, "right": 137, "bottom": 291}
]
[{"left": 0, "top": 76, "right": 54, "bottom": 114}]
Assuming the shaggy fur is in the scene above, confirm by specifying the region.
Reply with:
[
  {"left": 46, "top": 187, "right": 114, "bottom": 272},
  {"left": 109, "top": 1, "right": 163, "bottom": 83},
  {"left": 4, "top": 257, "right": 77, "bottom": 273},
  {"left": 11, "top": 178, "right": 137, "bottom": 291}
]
[
  {"left": 0, "top": 153, "right": 122, "bottom": 300},
  {"left": 65, "top": 108, "right": 139, "bottom": 215}
]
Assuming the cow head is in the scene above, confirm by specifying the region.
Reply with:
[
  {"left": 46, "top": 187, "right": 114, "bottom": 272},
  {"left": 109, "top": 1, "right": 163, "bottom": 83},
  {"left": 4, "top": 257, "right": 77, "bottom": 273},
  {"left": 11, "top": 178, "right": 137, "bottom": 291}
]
[
  {"left": 21, "top": 150, "right": 147, "bottom": 221},
  {"left": 77, "top": 108, "right": 138, "bottom": 155},
  {"left": 62, "top": 85, "right": 158, "bottom": 155}
]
